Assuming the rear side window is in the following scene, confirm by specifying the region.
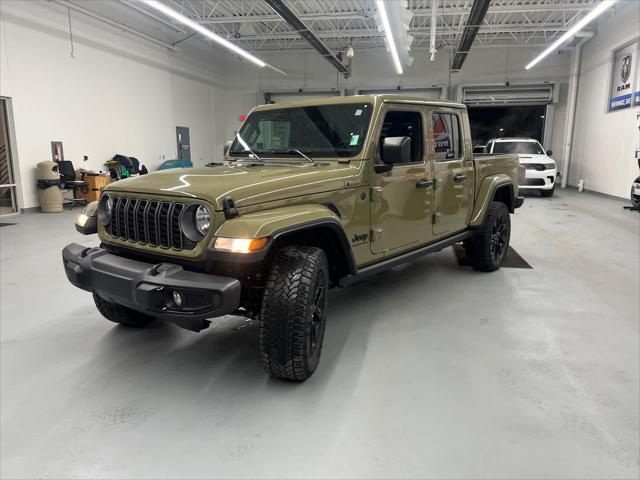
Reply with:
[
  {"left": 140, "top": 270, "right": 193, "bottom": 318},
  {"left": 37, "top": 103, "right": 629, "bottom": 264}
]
[{"left": 432, "top": 112, "right": 461, "bottom": 161}]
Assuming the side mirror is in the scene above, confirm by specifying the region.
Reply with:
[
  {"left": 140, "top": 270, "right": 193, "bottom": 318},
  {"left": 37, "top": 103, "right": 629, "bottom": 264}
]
[
  {"left": 374, "top": 163, "right": 393, "bottom": 174},
  {"left": 546, "top": 149, "right": 553, "bottom": 156},
  {"left": 382, "top": 136, "right": 411, "bottom": 165}
]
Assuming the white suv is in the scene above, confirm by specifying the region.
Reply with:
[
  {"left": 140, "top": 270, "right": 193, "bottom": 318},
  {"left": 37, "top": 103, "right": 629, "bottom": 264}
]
[{"left": 486, "top": 138, "right": 557, "bottom": 197}]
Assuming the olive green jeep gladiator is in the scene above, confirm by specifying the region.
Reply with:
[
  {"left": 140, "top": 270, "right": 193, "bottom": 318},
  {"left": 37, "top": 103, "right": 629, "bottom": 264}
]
[{"left": 63, "top": 95, "right": 523, "bottom": 381}]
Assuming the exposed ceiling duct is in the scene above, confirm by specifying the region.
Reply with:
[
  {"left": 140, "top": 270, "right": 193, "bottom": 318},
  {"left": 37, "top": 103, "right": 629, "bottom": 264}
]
[
  {"left": 262, "top": 0, "right": 350, "bottom": 77},
  {"left": 450, "top": 0, "right": 491, "bottom": 71},
  {"left": 374, "top": 0, "right": 414, "bottom": 74}
]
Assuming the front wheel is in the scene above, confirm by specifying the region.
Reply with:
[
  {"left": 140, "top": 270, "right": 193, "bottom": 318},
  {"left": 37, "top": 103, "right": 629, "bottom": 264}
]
[
  {"left": 541, "top": 186, "right": 555, "bottom": 197},
  {"left": 259, "top": 246, "right": 329, "bottom": 382},
  {"left": 466, "top": 201, "right": 511, "bottom": 272}
]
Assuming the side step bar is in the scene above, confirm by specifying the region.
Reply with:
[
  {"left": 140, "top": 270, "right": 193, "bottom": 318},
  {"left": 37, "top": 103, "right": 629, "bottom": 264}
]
[{"left": 340, "top": 230, "right": 473, "bottom": 286}]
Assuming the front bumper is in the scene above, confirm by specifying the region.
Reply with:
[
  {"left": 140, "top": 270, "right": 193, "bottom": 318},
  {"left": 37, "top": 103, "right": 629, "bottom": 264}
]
[
  {"left": 520, "top": 168, "right": 557, "bottom": 190},
  {"left": 62, "top": 243, "right": 241, "bottom": 332}
]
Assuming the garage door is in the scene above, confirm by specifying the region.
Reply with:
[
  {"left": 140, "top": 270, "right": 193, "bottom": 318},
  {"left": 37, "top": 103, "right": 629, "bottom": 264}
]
[
  {"left": 461, "top": 84, "right": 554, "bottom": 106},
  {"left": 463, "top": 83, "right": 557, "bottom": 150},
  {"left": 355, "top": 86, "right": 444, "bottom": 100},
  {"left": 264, "top": 90, "right": 343, "bottom": 104}
]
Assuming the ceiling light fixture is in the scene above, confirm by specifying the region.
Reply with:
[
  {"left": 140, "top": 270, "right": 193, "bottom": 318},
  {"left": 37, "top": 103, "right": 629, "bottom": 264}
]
[
  {"left": 142, "top": 0, "right": 267, "bottom": 68},
  {"left": 525, "top": 0, "right": 617, "bottom": 70},
  {"left": 376, "top": 0, "right": 403, "bottom": 75}
]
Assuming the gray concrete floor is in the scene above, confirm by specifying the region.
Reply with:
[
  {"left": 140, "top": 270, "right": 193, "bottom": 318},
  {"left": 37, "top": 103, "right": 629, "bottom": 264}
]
[{"left": 1, "top": 190, "right": 639, "bottom": 479}]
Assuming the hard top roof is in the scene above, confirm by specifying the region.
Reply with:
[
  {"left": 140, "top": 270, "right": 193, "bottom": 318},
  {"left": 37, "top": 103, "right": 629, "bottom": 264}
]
[{"left": 252, "top": 94, "right": 466, "bottom": 112}]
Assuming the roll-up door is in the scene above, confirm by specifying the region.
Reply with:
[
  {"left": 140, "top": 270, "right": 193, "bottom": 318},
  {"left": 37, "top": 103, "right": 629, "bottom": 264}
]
[
  {"left": 462, "top": 84, "right": 554, "bottom": 106},
  {"left": 355, "top": 86, "right": 445, "bottom": 100},
  {"left": 264, "top": 89, "right": 343, "bottom": 104}
]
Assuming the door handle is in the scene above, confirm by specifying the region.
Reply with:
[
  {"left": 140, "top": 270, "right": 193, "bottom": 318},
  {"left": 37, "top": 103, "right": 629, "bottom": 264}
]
[
  {"left": 416, "top": 179, "right": 433, "bottom": 189},
  {"left": 453, "top": 173, "right": 467, "bottom": 183}
]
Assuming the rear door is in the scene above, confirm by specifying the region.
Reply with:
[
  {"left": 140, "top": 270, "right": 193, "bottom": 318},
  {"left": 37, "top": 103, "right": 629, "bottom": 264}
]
[{"left": 430, "top": 109, "right": 474, "bottom": 236}]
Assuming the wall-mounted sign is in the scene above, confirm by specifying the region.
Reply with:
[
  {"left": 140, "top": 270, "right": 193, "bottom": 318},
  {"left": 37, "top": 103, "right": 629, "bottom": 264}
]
[
  {"left": 609, "top": 40, "right": 639, "bottom": 112},
  {"left": 50, "top": 141, "right": 64, "bottom": 162}
]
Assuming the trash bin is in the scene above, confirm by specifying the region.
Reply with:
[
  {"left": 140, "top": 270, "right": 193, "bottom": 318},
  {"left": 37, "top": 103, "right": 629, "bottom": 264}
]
[{"left": 36, "top": 161, "right": 63, "bottom": 213}]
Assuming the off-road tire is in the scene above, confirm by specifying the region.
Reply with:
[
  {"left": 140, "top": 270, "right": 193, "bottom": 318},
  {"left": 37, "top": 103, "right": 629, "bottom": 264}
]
[
  {"left": 259, "top": 246, "right": 329, "bottom": 382},
  {"left": 541, "top": 186, "right": 555, "bottom": 197},
  {"left": 466, "top": 201, "right": 511, "bottom": 272},
  {"left": 93, "top": 292, "right": 156, "bottom": 327}
]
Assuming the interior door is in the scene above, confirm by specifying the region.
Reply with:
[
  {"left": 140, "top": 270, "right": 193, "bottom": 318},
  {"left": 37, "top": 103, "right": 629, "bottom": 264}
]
[
  {"left": 176, "top": 126, "right": 191, "bottom": 161},
  {"left": 0, "top": 99, "right": 18, "bottom": 215},
  {"left": 370, "top": 107, "right": 434, "bottom": 254},
  {"left": 430, "top": 110, "right": 474, "bottom": 236}
]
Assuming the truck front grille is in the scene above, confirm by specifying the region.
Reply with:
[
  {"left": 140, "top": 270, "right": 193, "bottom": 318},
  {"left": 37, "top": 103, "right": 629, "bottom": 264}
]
[
  {"left": 522, "top": 178, "right": 545, "bottom": 186},
  {"left": 521, "top": 163, "right": 546, "bottom": 171},
  {"left": 106, "top": 197, "right": 197, "bottom": 251}
]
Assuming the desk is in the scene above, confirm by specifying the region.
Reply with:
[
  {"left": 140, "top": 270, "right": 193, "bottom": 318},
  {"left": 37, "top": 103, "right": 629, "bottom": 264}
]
[{"left": 75, "top": 174, "right": 111, "bottom": 203}]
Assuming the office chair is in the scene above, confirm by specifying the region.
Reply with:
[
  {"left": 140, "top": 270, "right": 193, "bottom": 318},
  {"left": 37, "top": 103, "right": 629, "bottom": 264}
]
[{"left": 57, "top": 160, "right": 88, "bottom": 206}]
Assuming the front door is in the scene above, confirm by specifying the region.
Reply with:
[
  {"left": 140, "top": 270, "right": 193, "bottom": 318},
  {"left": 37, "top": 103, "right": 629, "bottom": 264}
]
[
  {"left": 370, "top": 107, "right": 434, "bottom": 254},
  {"left": 430, "top": 110, "right": 474, "bottom": 236},
  {"left": 176, "top": 126, "right": 191, "bottom": 161}
]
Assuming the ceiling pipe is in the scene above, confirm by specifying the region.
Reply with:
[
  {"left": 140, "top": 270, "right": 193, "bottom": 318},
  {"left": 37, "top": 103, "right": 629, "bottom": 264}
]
[
  {"left": 429, "top": 0, "right": 438, "bottom": 61},
  {"left": 561, "top": 32, "right": 593, "bottom": 188},
  {"left": 262, "top": 0, "right": 350, "bottom": 77},
  {"left": 450, "top": 0, "right": 490, "bottom": 71},
  {"left": 51, "top": 0, "right": 176, "bottom": 51},
  {"left": 118, "top": 0, "right": 186, "bottom": 34},
  {"left": 197, "top": 4, "right": 596, "bottom": 25}
]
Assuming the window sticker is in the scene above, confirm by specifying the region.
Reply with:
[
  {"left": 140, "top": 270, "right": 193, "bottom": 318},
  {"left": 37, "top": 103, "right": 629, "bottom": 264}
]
[
  {"left": 355, "top": 109, "right": 363, "bottom": 116},
  {"left": 350, "top": 134, "right": 360, "bottom": 145}
]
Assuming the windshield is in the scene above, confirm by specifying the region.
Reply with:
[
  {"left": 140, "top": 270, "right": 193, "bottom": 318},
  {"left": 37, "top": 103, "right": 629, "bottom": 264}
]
[
  {"left": 229, "top": 103, "right": 373, "bottom": 158},
  {"left": 492, "top": 141, "right": 545, "bottom": 155}
]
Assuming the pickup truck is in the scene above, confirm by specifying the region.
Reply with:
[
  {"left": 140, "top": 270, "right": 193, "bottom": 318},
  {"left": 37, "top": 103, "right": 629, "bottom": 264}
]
[
  {"left": 485, "top": 137, "right": 557, "bottom": 197},
  {"left": 63, "top": 95, "right": 523, "bottom": 381}
]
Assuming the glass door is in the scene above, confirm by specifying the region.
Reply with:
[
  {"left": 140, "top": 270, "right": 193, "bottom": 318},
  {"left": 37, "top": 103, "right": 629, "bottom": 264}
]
[{"left": 0, "top": 99, "right": 18, "bottom": 215}]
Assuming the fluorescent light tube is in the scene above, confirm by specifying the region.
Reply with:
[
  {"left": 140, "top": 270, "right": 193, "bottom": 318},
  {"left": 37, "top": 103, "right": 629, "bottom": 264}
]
[
  {"left": 376, "top": 0, "right": 403, "bottom": 75},
  {"left": 525, "top": 0, "right": 617, "bottom": 70},
  {"left": 143, "top": 0, "right": 266, "bottom": 68}
]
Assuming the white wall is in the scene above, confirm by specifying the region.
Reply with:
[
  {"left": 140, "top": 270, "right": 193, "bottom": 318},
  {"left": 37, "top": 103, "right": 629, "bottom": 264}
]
[
  {"left": 221, "top": 45, "right": 571, "bottom": 163},
  {"left": 0, "top": 0, "right": 233, "bottom": 209},
  {"left": 570, "top": 1, "right": 640, "bottom": 198}
]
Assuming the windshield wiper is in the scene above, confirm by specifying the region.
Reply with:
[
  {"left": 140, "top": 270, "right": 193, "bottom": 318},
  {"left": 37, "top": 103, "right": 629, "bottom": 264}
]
[
  {"left": 289, "top": 149, "right": 314, "bottom": 163},
  {"left": 269, "top": 149, "right": 314, "bottom": 163},
  {"left": 230, "top": 133, "right": 264, "bottom": 163}
]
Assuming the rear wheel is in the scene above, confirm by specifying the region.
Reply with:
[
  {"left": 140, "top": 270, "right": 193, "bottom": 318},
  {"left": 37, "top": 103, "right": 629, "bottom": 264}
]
[
  {"left": 466, "top": 201, "right": 511, "bottom": 272},
  {"left": 93, "top": 293, "right": 156, "bottom": 327},
  {"left": 259, "top": 246, "right": 329, "bottom": 382},
  {"left": 541, "top": 186, "right": 555, "bottom": 197}
]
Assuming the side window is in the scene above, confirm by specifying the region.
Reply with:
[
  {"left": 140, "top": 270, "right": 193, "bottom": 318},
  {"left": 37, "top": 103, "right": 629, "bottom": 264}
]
[
  {"left": 379, "top": 110, "right": 423, "bottom": 164},
  {"left": 432, "top": 112, "right": 461, "bottom": 161}
]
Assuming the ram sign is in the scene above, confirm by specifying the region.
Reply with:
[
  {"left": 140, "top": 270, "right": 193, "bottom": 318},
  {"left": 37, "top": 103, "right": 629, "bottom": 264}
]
[{"left": 609, "top": 40, "right": 639, "bottom": 112}]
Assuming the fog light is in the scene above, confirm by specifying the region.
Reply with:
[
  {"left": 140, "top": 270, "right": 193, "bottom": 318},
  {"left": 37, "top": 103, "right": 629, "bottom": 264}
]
[{"left": 172, "top": 290, "right": 183, "bottom": 307}]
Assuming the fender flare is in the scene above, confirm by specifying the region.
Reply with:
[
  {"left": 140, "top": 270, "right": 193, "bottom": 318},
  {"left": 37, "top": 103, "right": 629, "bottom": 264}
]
[
  {"left": 212, "top": 204, "right": 357, "bottom": 276},
  {"left": 469, "top": 175, "right": 515, "bottom": 227}
]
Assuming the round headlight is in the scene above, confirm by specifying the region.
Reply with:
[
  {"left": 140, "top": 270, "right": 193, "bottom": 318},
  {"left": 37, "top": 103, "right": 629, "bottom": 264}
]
[
  {"left": 98, "top": 194, "right": 113, "bottom": 226},
  {"left": 105, "top": 196, "right": 114, "bottom": 216},
  {"left": 194, "top": 205, "right": 211, "bottom": 236}
]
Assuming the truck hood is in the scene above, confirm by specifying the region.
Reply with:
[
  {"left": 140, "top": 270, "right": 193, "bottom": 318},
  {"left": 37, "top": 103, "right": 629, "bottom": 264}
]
[{"left": 104, "top": 162, "right": 363, "bottom": 210}]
